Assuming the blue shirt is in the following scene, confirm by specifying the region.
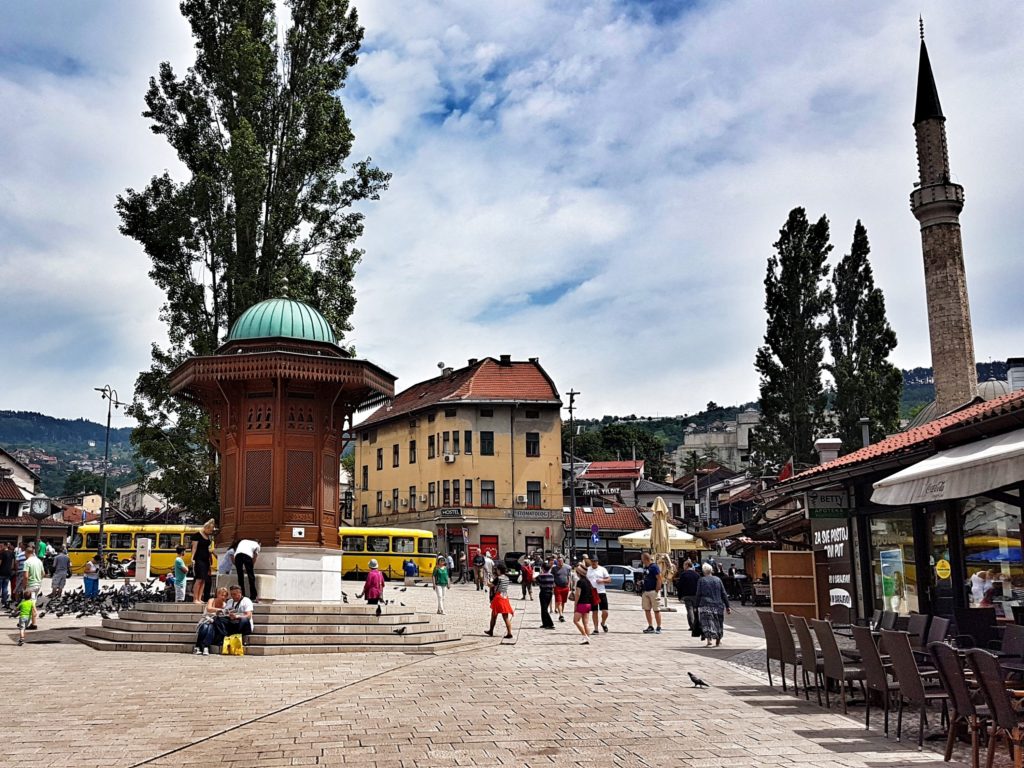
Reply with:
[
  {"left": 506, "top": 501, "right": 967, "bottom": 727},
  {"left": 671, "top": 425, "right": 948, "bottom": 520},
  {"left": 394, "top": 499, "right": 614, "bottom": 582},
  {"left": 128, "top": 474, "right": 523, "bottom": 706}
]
[
  {"left": 403, "top": 560, "right": 417, "bottom": 577},
  {"left": 173, "top": 556, "right": 188, "bottom": 586},
  {"left": 642, "top": 563, "right": 661, "bottom": 592}
]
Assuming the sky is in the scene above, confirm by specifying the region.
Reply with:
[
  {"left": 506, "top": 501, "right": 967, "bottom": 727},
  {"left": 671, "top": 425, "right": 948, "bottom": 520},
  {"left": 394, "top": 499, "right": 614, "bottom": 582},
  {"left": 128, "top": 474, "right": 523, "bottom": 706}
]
[{"left": 2, "top": 2, "right": 1023, "bottom": 429}]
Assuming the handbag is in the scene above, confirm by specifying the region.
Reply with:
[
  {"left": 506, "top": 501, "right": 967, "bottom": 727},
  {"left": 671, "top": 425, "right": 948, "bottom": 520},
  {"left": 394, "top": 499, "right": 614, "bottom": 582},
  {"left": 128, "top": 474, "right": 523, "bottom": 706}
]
[
  {"left": 690, "top": 611, "right": 703, "bottom": 638},
  {"left": 221, "top": 633, "right": 246, "bottom": 656}
]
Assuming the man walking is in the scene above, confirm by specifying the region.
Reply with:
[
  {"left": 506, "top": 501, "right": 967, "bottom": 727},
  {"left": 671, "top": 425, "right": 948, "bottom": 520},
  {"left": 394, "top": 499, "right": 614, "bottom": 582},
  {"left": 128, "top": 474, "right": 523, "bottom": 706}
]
[
  {"left": 552, "top": 556, "right": 572, "bottom": 623},
  {"left": 676, "top": 559, "right": 700, "bottom": 631},
  {"left": 520, "top": 556, "right": 534, "bottom": 601},
  {"left": 640, "top": 552, "right": 663, "bottom": 634},
  {"left": 0, "top": 542, "right": 14, "bottom": 606},
  {"left": 536, "top": 562, "right": 555, "bottom": 629},
  {"left": 587, "top": 555, "right": 612, "bottom": 633},
  {"left": 472, "top": 550, "right": 485, "bottom": 590},
  {"left": 50, "top": 547, "right": 71, "bottom": 598},
  {"left": 23, "top": 541, "right": 45, "bottom": 602},
  {"left": 233, "top": 538, "right": 261, "bottom": 601},
  {"left": 14, "top": 542, "right": 27, "bottom": 597},
  {"left": 483, "top": 550, "right": 495, "bottom": 587}
]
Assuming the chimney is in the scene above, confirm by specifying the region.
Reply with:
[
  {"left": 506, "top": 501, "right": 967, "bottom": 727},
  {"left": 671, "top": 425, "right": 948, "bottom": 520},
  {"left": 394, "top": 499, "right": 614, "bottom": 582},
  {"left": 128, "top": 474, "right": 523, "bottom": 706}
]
[
  {"left": 859, "top": 417, "right": 871, "bottom": 448},
  {"left": 528, "top": 357, "right": 539, "bottom": 363},
  {"left": 499, "top": 354, "right": 512, "bottom": 366},
  {"left": 814, "top": 437, "right": 843, "bottom": 465},
  {"left": 468, "top": 358, "right": 478, "bottom": 366},
  {"left": 1009, "top": 358, "right": 1024, "bottom": 393},
  {"left": 442, "top": 367, "right": 454, "bottom": 378}
]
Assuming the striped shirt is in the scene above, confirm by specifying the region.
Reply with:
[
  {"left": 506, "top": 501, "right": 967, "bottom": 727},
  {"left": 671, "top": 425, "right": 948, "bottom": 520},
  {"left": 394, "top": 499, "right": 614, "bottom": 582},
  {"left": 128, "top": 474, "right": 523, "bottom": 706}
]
[
  {"left": 535, "top": 572, "right": 555, "bottom": 591},
  {"left": 494, "top": 574, "right": 510, "bottom": 596}
]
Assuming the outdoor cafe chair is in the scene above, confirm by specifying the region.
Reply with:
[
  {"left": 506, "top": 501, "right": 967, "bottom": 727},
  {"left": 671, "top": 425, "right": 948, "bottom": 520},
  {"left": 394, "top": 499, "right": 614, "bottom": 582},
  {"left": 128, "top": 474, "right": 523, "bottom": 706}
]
[
  {"left": 854, "top": 624, "right": 900, "bottom": 736},
  {"left": 868, "top": 609, "right": 883, "bottom": 630},
  {"left": 812, "top": 618, "right": 865, "bottom": 714},
  {"left": 829, "top": 604, "right": 854, "bottom": 637},
  {"left": 757, "top": 610, "right": 785, "bottom": 690},
  {"left": 907, "top": 612, "right": 931, "bottom": 650},
  {"left": 930, "top": 641, "right": 989, "bottom": 768},
  {"left": 881, "top": 610, "right": 898, "bottom": 631},
  {"left": 956, "top": 607, "right": 1001, "bottom": 650},
  {"left": 792, "top": 615, "right": 824, "bottom": 705},
  {"left": 964, "top": 649, "right": 1024, "bottom": 768},
  {"left": 772, "top": 611, "right": 803, "bottom": 696},
  {"left": 1001, "top": 625, "right": 1024, "bottom": 660},
  {"left": 882, "top": 629, "right": 948, "bottom": 748}
]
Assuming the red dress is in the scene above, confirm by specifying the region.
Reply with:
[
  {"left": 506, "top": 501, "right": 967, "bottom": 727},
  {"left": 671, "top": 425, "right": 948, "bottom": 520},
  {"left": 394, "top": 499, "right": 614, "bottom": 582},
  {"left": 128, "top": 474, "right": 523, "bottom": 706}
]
[{"left": 490, "top": 575, "right": 514, "bottom": 616}]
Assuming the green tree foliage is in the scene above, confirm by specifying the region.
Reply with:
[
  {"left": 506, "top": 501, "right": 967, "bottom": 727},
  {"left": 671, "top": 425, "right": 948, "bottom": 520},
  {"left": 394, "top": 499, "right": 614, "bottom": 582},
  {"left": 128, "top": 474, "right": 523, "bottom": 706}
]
[
  {"left": 563, "top": 423, "right": 668, "bottom": 482},
  {"left": 62, "top": 469, "right": 106, "bottom": 496},
  {"left": 825, "top": 221, "right": 902, "bottom": 452},
  {"left": 116, "top": 0, "right": 388, "bottom": 519},
  {"left": 750, "top": 208, "right": 832, "bottom": 473}
]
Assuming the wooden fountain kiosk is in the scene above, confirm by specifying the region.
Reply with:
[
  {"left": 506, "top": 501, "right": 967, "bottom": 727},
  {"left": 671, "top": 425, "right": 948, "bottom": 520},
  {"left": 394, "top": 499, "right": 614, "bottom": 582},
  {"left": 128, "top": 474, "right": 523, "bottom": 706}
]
[{"left": 168, "top": 297, "right": 395, "bottom": 602}]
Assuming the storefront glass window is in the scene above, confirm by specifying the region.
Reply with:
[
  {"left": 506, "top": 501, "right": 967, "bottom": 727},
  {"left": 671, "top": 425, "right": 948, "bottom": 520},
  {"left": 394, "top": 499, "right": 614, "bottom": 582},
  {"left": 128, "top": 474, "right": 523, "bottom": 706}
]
[
  {"left": 869, "top": 510, "right": 917, "bottom": 615},
  {"left": 962, "top": 492, "right": 1022, "bottom": 610}
]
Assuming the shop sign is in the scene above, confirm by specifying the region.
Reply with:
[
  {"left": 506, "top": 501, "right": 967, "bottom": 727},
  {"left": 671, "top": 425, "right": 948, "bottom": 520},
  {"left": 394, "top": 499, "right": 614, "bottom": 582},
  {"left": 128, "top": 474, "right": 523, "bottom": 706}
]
[
  {"left": 805, "top": 491, "right": 849, "bottom": 519},
  {"left": 510, "top": 509, "right": 559, "bottom": 520},
  {"left": 935, "top": 559, "right": 952, "bottom": 580},
  {"left": 811, "top": 517, "right": 856, "bottom": 611}
]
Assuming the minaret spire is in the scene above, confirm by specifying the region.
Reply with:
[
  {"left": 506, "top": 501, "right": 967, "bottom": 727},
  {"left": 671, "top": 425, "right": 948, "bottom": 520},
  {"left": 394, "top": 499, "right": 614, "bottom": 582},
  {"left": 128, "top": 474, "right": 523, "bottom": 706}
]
[{"left": 909, "top": 26, "right": 977, "bottom": 416}]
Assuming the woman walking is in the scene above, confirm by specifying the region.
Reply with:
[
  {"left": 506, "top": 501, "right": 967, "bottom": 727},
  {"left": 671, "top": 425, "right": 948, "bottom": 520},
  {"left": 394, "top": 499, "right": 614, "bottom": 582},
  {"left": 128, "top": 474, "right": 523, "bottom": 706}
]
[
  {"left": 572, "top": 563, "right": 595, "bottom": 644},
  {"left": 358, "top": 559, "right": 385, "bottom": 605},
  {"left": 485, "top": 563, "right": 514, "bottom": 639},
  {"left": 695, "top": 562, "right": 730, "bottom": 647},
  {"left": 432, "top": 555, "right": 449, "bottom": 614},
  {"left": 190, "top": 519, "right": 216, "bottom": 604}
]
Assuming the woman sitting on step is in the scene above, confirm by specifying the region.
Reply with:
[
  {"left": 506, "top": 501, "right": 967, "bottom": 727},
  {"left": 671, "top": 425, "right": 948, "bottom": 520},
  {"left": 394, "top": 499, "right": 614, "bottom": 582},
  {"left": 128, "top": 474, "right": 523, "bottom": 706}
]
[{"left": 194, "top": 586, "right": 229, "bottom": 656}]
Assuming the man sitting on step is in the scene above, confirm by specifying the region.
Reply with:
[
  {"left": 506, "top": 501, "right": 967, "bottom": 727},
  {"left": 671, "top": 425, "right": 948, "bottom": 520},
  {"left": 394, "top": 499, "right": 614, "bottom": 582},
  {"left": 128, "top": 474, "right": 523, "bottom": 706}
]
[{"left": 218, "top": 584, "right": 254, "bottom": 644}]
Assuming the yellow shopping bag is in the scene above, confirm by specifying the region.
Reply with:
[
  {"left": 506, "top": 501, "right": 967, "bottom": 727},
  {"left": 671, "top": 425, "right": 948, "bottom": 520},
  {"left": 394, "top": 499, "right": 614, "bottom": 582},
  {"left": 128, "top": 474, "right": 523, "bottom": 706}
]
[{"left": 221, "top": 633, "right": 246, "bottom": 656}]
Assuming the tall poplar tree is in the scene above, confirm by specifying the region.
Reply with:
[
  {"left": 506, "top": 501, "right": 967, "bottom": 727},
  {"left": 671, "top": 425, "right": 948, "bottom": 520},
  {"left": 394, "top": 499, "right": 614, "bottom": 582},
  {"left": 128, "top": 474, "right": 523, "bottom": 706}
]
[
  {"left": 750, "top": 208, "right": 832, "bottom": 474},
  {"left": 825, "top": 221, "right": 902, "bottom": 453},
  {"left": 117, "top": 0, "right": 389, "bottom": 518}
]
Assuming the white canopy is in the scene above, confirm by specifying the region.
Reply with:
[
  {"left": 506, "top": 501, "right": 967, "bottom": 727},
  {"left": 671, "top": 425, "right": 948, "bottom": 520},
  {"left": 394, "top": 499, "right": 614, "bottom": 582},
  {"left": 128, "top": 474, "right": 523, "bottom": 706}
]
[
  {"left": 872, "top": 426, "right": 1024, "bottom": 506},
  {"left": 617, "top": 526, "right": 708, "bottom": 550}
]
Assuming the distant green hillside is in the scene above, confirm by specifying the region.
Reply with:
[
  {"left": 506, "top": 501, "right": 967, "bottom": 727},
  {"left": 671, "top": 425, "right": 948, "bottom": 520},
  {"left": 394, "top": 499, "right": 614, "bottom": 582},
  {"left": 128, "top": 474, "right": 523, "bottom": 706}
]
[
  {"left": 899, "top": 362, "right": 1008, "bottom": 418},
  {"left": 0, "top": 411, "right": 133, "bottom": 447}
]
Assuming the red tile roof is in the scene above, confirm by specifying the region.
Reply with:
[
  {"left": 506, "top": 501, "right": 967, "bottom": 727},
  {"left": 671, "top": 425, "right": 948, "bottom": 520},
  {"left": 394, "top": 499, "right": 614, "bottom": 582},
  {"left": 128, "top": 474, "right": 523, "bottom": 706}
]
[
  {"left": 360, "top": 357, "right": 560, "bottom": 427},
  {"left": 59, "top": 506, "right": 101, "bottom": 524},
  {"left": 0, "top": 479, "right": 26, "bottom": 502},
  {"left": 790, "top": 388, "right": 1024, "bottom": 481},
  {"left": 579, "top": 461, "right": 644, "bottom": 481},
  {"left": 563, "top": 506, "right": 648, "bottom": 532}
]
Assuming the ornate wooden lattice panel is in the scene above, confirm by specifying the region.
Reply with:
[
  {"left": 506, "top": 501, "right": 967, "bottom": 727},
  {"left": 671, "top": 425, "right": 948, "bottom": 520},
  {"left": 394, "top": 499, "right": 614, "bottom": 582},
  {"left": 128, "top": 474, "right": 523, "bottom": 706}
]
[
  {"left": 244, "top": 450, "right": 273, "bottom": 507},
  {"left": 286, "top": 402, "right": 316, "bottom": 432},
  {"left": 286, "top": 450, "right": 315, "bottom": 508},
  {"left": 222, "top": 452, "right": 237, "bottom": 511},
  {"left": 322, "top": 454, "right": 337, "bottom": 512},
  {"left": 246, "top": 403, "right": 273, "bottom": 431}
]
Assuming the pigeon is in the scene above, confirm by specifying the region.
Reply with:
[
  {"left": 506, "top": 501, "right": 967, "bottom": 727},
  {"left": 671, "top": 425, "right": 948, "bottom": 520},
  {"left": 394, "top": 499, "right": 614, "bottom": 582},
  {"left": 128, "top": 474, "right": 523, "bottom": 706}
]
[
  {"left": 342, "top": 595, "right": 348, "bottom": 604},
  {"left": 375, "top": 605, "right": 382, "bottom": 617},
  {"left": 392, "top": 627, "right": 406, "bottom": 636},
  {"left": 400, "top": 602, "right": 406, "bottom": 606},
  {"left": 688, "top": 672, "right": 709, "bottom": 688},
  {"left": 399, "top": 587, "right": 407, "bottom": 592}
]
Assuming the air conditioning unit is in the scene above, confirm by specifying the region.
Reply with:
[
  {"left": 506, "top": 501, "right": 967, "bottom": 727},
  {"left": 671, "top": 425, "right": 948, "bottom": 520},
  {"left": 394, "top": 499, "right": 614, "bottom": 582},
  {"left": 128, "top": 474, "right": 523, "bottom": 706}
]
[
  {"left": 401, "top": 499, "right": 408, "bottom": 507},
  {"left": 515, "top": 494, "right": 528, "bottom": 503},
  {"left": 443, "top": 453, "right": 456, "bottom": 463},
  {"left": 419, "top": 494, "right": 427, "bottom": 503},
  {"left": 383, "top": 500, "right": 391, "bottom": 508}
]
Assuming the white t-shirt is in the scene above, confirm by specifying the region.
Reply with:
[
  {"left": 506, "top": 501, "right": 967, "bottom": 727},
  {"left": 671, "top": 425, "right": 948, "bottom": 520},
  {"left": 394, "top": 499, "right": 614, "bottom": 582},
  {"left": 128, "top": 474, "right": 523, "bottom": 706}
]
[
  {"left": 226, "top": 596, "right": 255, "bottom": 626},
  {"left": 587, "top": 566, "right": 610, "bottom": 594},
  {"left": 234, "top": 540, "right": 261, "bottom": 559}
]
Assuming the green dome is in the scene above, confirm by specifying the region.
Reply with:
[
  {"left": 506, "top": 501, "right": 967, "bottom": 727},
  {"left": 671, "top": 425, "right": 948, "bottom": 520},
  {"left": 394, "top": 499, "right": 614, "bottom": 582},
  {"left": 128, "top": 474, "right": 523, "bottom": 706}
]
[{"left": 226, "top": 298, "right": 336, "bottom": 344}]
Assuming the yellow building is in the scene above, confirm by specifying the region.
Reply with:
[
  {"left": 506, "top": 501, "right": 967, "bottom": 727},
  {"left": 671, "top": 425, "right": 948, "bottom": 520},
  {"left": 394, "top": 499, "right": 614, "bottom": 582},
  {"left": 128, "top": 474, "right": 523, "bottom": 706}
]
[{"left": 354, "top": 356, "right": 563, "bottom": 562}]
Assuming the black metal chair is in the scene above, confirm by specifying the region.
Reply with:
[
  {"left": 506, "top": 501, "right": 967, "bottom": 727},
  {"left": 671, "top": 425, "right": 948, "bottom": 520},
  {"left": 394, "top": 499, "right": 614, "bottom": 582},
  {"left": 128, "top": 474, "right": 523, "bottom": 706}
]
[
  {"left": 882, "top": 629, "right": 948, "bottom": 748},
  {"left": 907, "top": 612, "right": 931, "bottom": 650},
  {"left": 792, "top": 615, "right": 823, "bottom": 705},
  {"left": 930, "top": 641, "right": 989, "bottom": 768},
  {"left": 813, "top": 618, "right": 865, "bottom": 714},
  {"left": 854, "top": 624, "right": 899, "bottom": 736},
  {"left": 756, "top": 610, "right": 784, "bottom": 689},
  {"left": 955, "top": 607, "right": 1000, "bottom": 650},
  {"left": 772, "top": 612, "right": 802, "bottom": 695},
  {"left": 880, "top": 610, "right": 898, "bottom": 631},
  {"left": 964, "top": 649, "right": 1024, "bottom": 768}
]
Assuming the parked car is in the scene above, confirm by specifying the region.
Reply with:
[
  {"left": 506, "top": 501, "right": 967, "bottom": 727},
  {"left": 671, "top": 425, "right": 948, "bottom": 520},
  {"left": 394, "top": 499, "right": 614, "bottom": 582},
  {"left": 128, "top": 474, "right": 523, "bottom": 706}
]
[
  {"left": 607, "top": 564, "right": 643, "bottom": 592},
  {"left": 503, "top": 552, "right": 524, "bottom": 583}
]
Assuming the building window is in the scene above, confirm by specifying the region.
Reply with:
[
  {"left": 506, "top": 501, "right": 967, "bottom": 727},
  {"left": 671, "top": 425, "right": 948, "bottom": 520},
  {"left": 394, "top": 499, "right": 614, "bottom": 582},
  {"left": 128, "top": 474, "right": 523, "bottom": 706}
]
[
  {"left": 453, "top": 479, "right": 460, "bottom": 505},
  {"left": 481, "top": 480, "right": 495, "bottom": 507},
  {"left": 464, "top": 430, "right": 472, "bottom": 454},
  {"left": 361, "top": 504, "right": 368, "bottom": 524},
  {"left": 452, "top": 431, "right": 460, "bottom": 454},
  {"left": 427, "top": 412, "right": 436, "bottom": 423},
  {"left": 480, "top": 408, "right": 493, "bottom": 417},
  {"left": 442, "top": 431, "right": 450, "bottom": 454},
  {"left": 445, "top": 408, "right": 456, "bottom": 417},
  {"left": 409, "top": 440, "right": 417, "bottom": 464},
  {"left": 525, "top": 409, "right": 540, "bottom": 419},
  {"left": 392, "top": 444, "right": 399, "bottom": 467},
  {"left": 361, "top": 465, "right": 368, "bottom": 491},
  {"left": 409, "top": 486, "right": 417, "bottom": 512},
  {"left": 408, "top": 418, "right": 418, "bottom": 428},
  {"left": 428, "top": 435, "right": 436, "bottom": 458},
  {"left": 443, "top": 480, "right": 450, "bottom": 505},
  {"left": 376, "top": 448, "right": 383, "bottom": 470},
  {"left": 526, "top": 432, "right": 540, "bottom": 457},
  {"left": 428, "top": 482, "right": 436, "bottom": 508},
  {"left": 361, "top": 432, "right": 369, "bottom": 442},
  {"left": 464, "top": 479, "right": 473, "bottom": 506},
  {"left": 527, "top": 481, "right": 541, "bottom": 509},
  {"left": 392, "top": 488, "right": 399, "bottom": 512},
  {"left": 481, "top": 431, "right": 494, "bottom": 456},
  {"left": 375, "top": 491, "right": 382, "bottom": 516}
]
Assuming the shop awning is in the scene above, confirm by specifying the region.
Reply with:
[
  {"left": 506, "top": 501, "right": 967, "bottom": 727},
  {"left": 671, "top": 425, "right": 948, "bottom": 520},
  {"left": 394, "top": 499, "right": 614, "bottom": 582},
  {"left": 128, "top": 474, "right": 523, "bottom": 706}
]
[
  {"left": 699, "top": 523, "right": 744, "bottom": 542},
  {"left": 872, "top": 426, "right": 1024, "bottom": 506}
]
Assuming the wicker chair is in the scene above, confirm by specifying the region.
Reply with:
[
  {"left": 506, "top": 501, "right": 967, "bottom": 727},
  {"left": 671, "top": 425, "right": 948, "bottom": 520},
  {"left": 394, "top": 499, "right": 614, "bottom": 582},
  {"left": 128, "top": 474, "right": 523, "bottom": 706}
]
[
  {"left": 811, "top": 618, "right": 865, "bottom": 714},
  {"left": 772, "top": 612, "right": 802, "bottom": 695},
  {"left": 964, "top": 648, "right": 1024, "bottom": 768},
  {"left": 956, "top": 607, "right": 1000, "bottom": 650},
  {"left": 907, "top": 612, "right": 931, "bottom": 651},
  {"left": 854, "top": 624, "right": 899, "bottom": 736},
  {"left": 882, "top": 629, "right": 948, "bottom": 748},
  {"left": 930, "top": 641, "right": 989, "bottom": 768},
  {"left": 792, "top": 615, "right": 823, "bottom": 705},
  {"left": 756, "top": 610, "right": 784, "bottom": 689}
]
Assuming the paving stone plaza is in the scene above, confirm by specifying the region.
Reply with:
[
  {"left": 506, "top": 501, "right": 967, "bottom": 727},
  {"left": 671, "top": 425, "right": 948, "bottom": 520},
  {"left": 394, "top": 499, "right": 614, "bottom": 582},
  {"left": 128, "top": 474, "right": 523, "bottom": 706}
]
[{"left": 5, "top": 578, "right": 985, "bottom": 768}]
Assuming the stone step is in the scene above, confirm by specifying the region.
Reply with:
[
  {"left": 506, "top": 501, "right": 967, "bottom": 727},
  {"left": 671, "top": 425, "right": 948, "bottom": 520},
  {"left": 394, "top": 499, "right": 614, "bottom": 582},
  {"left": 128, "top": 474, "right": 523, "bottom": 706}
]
[
  {"left": 133, "top": 601, "right": 419, "bottom": 615},
  {"left": 118, "top": 609, "right": 417, "bottom": 624},
  {"left": 102, "top": 618, "right": 446, "bottom": 635},
  {"left": 74, "top": 635, "right": 454, "bottom": 655}
]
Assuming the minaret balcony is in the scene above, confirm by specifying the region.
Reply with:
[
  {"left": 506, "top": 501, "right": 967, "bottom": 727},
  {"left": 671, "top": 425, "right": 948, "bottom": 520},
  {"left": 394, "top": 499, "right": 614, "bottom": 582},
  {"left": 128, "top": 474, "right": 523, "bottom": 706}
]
[{"left": 910, "top": 182, "right": 964, "bottom": 213}]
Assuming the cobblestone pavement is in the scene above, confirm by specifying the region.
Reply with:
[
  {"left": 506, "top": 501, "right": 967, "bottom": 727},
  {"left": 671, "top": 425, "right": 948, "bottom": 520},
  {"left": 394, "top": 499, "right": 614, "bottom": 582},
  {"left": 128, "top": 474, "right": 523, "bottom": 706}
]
[{"left": 4, "top": 578, "right": 977, "bottom": 767}]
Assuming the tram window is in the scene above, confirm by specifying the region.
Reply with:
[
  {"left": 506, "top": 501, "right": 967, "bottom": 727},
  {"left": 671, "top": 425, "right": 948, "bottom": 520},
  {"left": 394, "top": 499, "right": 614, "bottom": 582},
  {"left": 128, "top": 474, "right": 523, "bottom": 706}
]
[
  {"left": 417, "top": 538, "right": 436, "bottom": 554},
  {"left": 70, "top": 533, "right": 83, "bottom": 549},
  {"left": 158, "top": 534, "right": 181, "bottom": 550},
  {"left": 110, "top": 533, "right": 133, "bottom": 549},
  {"left": 137, "top": 533, "right": 157, "bottom": 549},
  {"left": 392, "top": 536, "right": 414, "bottom": 554},
  {"left": 341, "top": 536, "right": 365, "bottom": 552},
  {"left": 85, "top": 533, "right": 101, "bottom": 549},
  {"left": 367, "top": 536, "right": 390, "bottom": 553}
]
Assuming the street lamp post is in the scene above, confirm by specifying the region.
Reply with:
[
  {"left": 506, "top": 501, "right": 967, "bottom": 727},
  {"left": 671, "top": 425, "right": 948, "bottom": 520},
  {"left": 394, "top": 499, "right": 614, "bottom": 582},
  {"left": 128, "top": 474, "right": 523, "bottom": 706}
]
[
  {"left": 566, "top": 389, "right": 579, "bottom": 563},
  {"left": 94, "top": 386, "right": 127, "bottom": 565}
]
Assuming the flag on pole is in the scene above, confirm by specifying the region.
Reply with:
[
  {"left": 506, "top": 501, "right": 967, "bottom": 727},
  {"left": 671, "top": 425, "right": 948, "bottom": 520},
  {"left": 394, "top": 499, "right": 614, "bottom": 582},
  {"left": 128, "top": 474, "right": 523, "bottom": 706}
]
[{"left": 778, "top": 456, "right": 794, "bottom": 482}]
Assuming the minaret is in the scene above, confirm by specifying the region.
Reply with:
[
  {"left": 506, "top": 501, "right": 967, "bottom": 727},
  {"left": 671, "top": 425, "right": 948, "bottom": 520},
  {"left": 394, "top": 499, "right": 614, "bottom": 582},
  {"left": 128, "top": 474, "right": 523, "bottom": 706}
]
[{"left": 910, "top": 21, "right": 977, "bottom": 415}]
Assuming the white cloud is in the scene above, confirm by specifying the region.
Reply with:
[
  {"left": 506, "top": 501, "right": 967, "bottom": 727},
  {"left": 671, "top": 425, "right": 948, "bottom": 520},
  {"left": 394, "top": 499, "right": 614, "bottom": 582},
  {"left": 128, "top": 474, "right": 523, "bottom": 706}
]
[{"left": 2, "top": 1, "right": 1022, "bottom": 428}]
